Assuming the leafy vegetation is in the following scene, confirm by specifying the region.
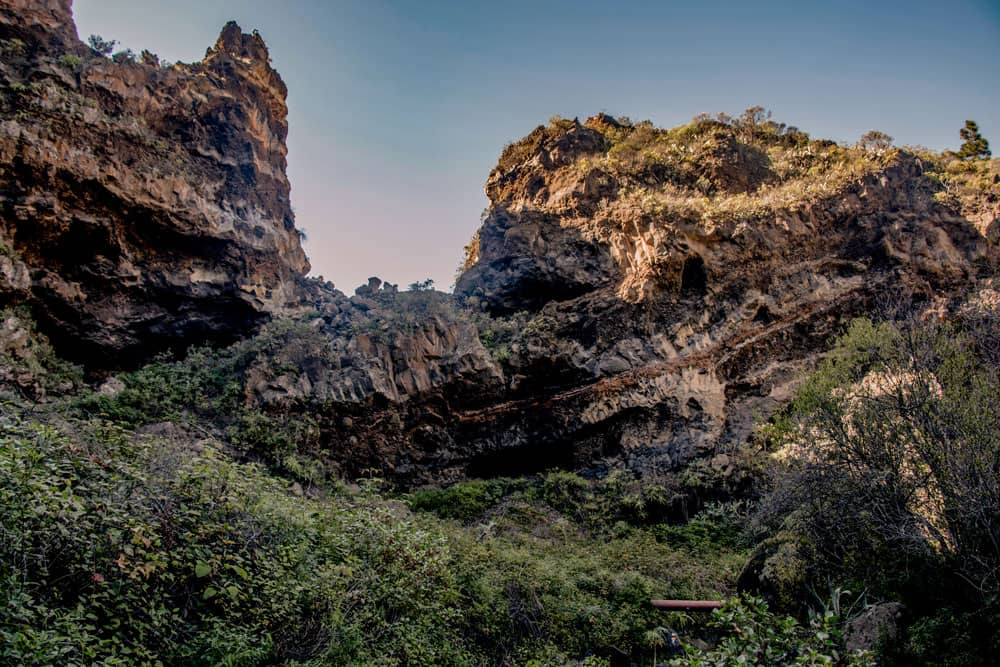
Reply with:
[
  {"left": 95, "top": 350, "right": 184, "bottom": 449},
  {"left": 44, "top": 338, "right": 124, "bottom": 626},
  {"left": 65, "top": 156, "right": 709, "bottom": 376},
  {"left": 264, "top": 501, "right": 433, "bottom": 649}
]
[
  {"left": 57, "top": 53, "right": 82, "bottom": 70},
  {"left": 669, "top": 597, "right": 873, "bottom": 666},
  {"left": 924, "top": 152, "right": 1000, "bottom": 223},
  {"left": 0, "top": 399, "right": 749, "bottom": 665},
  {"left": 753, "top": 307, "right": 1000, "bottom": 665},
  {"left": 957, "top": 120, "right": 991, "bottom": 160},
  {"left": 562, "top": 108, "right": 899, "bottom": 232},
  {"left": 858, "top": 130, "right": 893, "bottom": 152},
  {"left": 87, "top": 34, "right": 117, "bottom": 57}
]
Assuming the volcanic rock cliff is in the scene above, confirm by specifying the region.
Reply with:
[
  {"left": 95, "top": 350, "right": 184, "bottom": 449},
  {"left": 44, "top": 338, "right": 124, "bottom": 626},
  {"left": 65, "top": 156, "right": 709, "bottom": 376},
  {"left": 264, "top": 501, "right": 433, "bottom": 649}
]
[
  {"left": 444, "top": 116, "right": 992, "bottom": 481},
  {"left": 2, "top": 1, "right": 996, "bottom": 485},
  {"left": 0, "top": 0, "right": 308, "bottom": 367},
  {"left": 240, "top": 117, "right": 993, "bottom": 484}
]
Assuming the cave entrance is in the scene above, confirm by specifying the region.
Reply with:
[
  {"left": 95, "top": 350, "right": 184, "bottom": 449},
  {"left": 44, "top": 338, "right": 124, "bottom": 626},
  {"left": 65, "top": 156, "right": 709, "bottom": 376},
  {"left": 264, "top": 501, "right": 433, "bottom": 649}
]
[
  {"left": 680, "top": 255, "right": 707, "bottom": 296},
  {"left": 467, "top": 440, "right": 576, "bottom": 478}
]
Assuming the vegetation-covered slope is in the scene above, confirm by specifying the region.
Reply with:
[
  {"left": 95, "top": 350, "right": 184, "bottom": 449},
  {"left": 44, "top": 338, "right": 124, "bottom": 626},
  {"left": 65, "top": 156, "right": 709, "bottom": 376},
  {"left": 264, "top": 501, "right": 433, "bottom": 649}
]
[
  {"left": 1, "top": 313, "right": 751, "bottom": 665},
  {"left": 3, "top": 282, "right": 998, "bottom": 664}
]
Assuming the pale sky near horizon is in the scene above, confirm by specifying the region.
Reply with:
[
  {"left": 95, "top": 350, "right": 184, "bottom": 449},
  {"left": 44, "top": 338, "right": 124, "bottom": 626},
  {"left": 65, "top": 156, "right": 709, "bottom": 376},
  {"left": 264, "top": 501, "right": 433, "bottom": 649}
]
[{"left": 72, "top": 0, "right": 1000, "bottom": 293}]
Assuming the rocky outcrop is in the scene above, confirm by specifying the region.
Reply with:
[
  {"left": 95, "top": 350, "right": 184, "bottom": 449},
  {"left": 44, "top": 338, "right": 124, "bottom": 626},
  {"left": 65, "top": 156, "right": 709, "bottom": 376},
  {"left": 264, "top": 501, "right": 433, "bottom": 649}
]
[
  {"left": 845, "top": 602, "right": 905, "bottom": 653},
  {"left": 229, "top": 118, "right": 992, "bottom": 484},
  {"left": 226, "top": 278, "right": 503, "bottom": 481},
  {"left": 0, "top": 1, "right": 308, "bottom": 367},
  {"left": 443, "top": 116, "right": 991, "bottom": 480}
]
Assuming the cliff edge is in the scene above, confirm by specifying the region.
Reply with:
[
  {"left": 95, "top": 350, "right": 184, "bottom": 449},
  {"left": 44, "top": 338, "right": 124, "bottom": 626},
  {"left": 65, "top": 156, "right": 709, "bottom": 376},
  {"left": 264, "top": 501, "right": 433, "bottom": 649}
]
[{"left": 0, "top": 0, "right": 308, "bottom": 367}]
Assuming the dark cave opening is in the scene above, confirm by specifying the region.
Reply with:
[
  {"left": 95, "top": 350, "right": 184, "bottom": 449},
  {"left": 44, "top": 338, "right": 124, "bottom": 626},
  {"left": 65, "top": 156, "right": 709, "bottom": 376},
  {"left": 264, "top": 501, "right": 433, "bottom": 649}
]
[
  {"left": 680, "top": 255, "right": 707, "bottom": 296},
  {"left": 466, "top": 439, "right": 577, "bottom": 478}
]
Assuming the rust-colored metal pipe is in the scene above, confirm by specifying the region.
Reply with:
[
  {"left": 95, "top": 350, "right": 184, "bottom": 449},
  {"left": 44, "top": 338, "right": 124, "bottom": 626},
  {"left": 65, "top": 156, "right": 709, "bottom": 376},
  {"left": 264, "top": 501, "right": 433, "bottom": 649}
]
[{"left": 651, "top": 599, "right": 724, "bottom": 611}]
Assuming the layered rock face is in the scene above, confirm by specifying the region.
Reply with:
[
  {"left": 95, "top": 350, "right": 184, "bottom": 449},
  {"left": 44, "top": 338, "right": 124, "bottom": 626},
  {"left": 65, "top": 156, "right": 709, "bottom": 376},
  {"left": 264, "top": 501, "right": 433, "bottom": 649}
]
[
  {"left": 240, "top": 118, "right": 991, "bottom": 484},
  {"left": 0, "top": 0, "right": 308, "bottom": 367},
  {"left": 443, "top": 116, "right": 991, "bottom": 480},
  {"left": 240, "top": 279, "right": 506, "bottom": 481}
]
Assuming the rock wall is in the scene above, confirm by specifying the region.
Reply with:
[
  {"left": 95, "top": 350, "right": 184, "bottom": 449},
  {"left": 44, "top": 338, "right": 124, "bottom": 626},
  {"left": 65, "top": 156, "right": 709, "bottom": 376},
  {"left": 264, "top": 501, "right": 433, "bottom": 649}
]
[
  {"left": 235, "top": 117, "right": 990, "bottom": 484},
  {"left": 439, "top": 117, "right": 991, "bottom": 480},
  {"left": 0, "top": 0, "right": 308, "bottom": 367},
  {"left": 2, "top": 2, "right": 994, "bottom": 484}
]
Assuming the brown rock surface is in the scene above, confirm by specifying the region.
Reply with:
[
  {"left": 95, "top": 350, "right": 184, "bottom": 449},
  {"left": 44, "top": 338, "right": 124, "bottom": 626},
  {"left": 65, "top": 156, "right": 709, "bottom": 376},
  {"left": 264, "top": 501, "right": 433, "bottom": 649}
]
[
  {"left": 232, "top": 119, "right": 993, "bottom": 484},
  {"left": 0, "top": 1, "right": 308, "bottom": 367},
  {"left": 444, "top": 116, "right": 992, "bottom": 479},
  {"left": 845, "top": 602, "right": 905, "bottom": 652}
]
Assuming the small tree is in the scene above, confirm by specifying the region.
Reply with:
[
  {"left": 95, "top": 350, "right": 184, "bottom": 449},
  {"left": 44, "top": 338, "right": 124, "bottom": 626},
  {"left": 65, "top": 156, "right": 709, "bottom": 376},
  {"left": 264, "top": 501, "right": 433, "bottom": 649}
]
[
  {"left": 111, "top": 49, "right": 137, "bottom": 64},
  {"left": 957, "top": 120, "right": 991, "bottom": 159},
  {"left": 858, "top": 130, "right": 893, "bottom": 152},
  {"left": 407, "top": 279, "right": 434, "bottom": 292},
  {"left": 87, "top": 34, "right": 116, "bottom": 56},
  {"left": 735, "top": 106, "right": 772, "bottom": 143}
]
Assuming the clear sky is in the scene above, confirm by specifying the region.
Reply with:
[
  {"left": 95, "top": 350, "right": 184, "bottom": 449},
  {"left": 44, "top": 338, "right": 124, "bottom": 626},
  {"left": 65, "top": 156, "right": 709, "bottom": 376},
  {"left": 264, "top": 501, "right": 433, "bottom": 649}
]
[{"left": 72, "top": 0, "right": 1000, "bottom": 293}]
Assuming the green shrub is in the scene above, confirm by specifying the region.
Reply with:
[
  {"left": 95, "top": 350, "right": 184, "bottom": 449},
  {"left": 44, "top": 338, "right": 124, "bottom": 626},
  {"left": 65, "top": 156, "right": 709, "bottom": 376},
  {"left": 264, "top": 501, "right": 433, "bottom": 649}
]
[
  {"left": 669, "top": 596, "right": 874, "bottom": 666},
  {"left": 58, "top": 54, "right": 82, "bottom": 69},
  {"left": 409, "top": 479, "right": 519, "bottom": 522},
  {"left": 227, "top": 409, "right": 319, "bottom": 464},
  {"left": 760, "top": 316, "right": 1000, "bottom": 599},
  {"left": 1, "top": 38, "right": 26, "bottom": 55},
  {"left": 541, "top": 470, "right": 590, "bottom": 514},
  {"left": 752, "top": 311, "right": 1000, "bottom": 665},
  {"left": 653, "top": 502, "right": 748, "bottom": 552}
]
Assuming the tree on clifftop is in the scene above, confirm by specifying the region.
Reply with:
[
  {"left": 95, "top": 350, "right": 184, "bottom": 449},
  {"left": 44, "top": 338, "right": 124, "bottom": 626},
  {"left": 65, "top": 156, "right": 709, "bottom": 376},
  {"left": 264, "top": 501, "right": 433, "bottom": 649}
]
[
  {"left": 87, "top": 34, "right": 116, "bottom": 56},
  {"left": 858, "top": 130, "right": 893, "bottom": 152},
  {"left": 957, "top": 120, "right": 991, "bottom": 159}
]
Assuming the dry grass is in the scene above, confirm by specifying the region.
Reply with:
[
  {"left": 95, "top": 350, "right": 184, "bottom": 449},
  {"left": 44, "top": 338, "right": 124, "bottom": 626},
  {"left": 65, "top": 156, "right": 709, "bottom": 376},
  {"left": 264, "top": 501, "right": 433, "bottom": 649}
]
[{"left": 576, "top": 116, "right": 893, "bottom": 228}]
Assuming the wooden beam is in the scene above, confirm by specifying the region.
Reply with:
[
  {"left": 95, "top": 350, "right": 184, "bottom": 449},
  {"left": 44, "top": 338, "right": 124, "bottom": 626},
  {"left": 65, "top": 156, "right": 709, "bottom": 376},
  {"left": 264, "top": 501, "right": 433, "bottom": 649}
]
[{"left": 651, "top": 599, "right": 723, "bottom": 611}]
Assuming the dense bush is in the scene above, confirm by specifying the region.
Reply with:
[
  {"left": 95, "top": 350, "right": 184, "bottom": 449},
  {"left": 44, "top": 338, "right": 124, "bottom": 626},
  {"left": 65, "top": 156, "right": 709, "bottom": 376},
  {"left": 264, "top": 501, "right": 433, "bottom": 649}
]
[
  {"left": 669, "top": 596, "right": 873, "bottom": 666},
  {"left": 753, "top": 310, "right": 1000, "bottom": 664},
  {"left": 0, "top": 398, "right": 752, "bottom": 665}
]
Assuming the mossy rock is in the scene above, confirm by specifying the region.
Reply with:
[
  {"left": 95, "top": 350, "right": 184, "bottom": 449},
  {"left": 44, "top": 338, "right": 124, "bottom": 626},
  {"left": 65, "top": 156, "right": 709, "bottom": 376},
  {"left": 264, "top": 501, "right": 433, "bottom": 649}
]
[{"left": 737, "top": 530, "right": 811, "bottom": 613}]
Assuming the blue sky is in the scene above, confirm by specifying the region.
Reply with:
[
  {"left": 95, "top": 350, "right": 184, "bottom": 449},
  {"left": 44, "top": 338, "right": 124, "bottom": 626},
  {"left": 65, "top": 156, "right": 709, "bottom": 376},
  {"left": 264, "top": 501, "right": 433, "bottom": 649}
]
[{"left": 72, "top": 0, "right": 1000, "bottom": 293}]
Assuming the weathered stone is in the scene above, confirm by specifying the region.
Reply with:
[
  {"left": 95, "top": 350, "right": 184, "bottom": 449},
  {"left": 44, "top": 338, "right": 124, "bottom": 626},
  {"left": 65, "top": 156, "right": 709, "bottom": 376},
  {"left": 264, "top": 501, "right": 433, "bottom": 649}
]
[
  {"left": 0, "top": 1, "right": 308, "bottom": 368},
  {"left": 845, "top": 602, "right": 905, "bottom": 652},
  {"left": 2, "top": 3, "right": 995, "bottom": 487},
  {"left": 443, "top": 117, "right": 991, "bottom": 480},
  {"left": 97, "top": 377, "right": 125, "bottom": 396}
]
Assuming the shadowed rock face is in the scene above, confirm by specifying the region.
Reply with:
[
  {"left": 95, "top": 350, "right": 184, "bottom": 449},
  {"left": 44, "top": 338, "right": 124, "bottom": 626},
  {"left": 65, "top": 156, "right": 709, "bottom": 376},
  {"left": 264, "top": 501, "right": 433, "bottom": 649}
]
[
  {"left": 439, "top": 117, "right": 991, "bottom": 480},
  {"left": 0, "top": 0, "right": 308, "bottom": 367}
]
